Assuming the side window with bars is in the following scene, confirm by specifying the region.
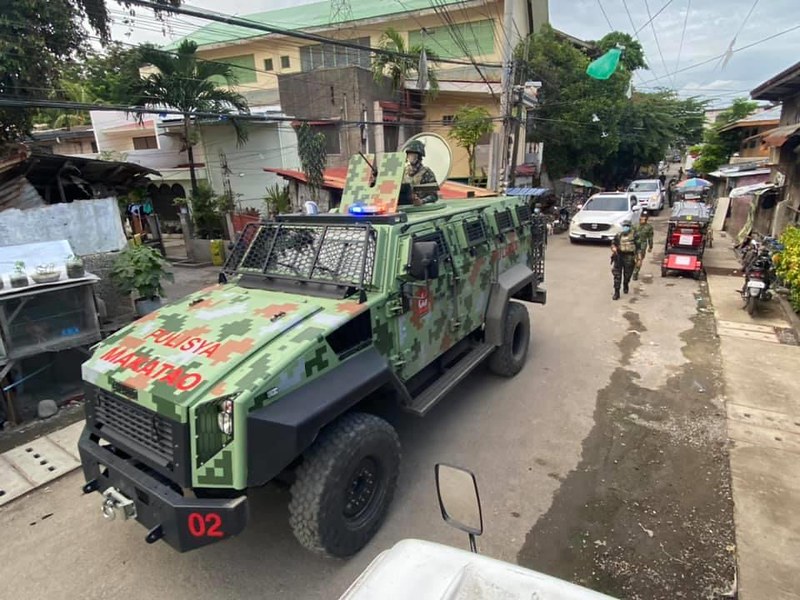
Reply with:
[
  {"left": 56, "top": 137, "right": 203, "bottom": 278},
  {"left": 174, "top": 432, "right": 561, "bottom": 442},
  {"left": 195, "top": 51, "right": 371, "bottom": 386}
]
[
  {"left": 463, "top": 219, "right": 487, "bottom": 247},
  {"left": 414, "top": 229, "right": 450, "bottom": 262},
  {"left": 515, "top": 204, "right": 532, "bottom": 227},
  {"left": 494, "top": 208, "right": 514, "bottom": 234}
]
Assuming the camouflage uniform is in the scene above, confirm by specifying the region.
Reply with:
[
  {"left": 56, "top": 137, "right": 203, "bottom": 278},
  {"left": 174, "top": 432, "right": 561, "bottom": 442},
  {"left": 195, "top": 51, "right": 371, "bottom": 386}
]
[
  {"left": 403, "top": 140, "right": 438, "bottom": 204},
  {"left": 633, "top": 220, "right": 654, "bottom": 280},
  {"left": 611, "top": 227, "right": 639, "bottom": 299}
]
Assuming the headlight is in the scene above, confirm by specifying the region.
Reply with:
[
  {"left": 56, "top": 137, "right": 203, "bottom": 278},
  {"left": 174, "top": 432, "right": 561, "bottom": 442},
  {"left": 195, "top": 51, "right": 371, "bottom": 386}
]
[{"left": 217, "top": 397, "right": 234, "bottom": 435}]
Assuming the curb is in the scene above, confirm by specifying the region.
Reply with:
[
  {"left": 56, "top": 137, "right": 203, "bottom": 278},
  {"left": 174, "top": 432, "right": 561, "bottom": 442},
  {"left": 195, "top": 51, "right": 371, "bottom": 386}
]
[{"left": 778, "top": 294, "right": 800, "bottom": 341}]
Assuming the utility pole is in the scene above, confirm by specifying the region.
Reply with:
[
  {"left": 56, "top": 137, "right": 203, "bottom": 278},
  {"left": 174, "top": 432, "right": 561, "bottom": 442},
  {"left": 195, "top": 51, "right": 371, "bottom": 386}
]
[{"left": 495, "top": 0, "right": 517, "bottom": 192}]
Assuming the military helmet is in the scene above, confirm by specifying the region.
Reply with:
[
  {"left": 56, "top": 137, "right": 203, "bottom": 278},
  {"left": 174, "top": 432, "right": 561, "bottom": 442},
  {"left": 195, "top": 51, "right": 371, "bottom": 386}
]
[
  {"left": 641, "top": 209, "right": 649, "bottom": 217},
  {"left": 622, "top": 219, "right": 632, "bottom": 226},
  {"left": 405, "top": 140, "right": 426, "bottom": 158}
]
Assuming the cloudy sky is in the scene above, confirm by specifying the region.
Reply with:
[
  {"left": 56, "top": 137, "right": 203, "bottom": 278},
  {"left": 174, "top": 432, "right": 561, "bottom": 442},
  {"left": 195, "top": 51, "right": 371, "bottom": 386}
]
[{"left": 110, "top": 0, "right": 800, "bottom": 106}]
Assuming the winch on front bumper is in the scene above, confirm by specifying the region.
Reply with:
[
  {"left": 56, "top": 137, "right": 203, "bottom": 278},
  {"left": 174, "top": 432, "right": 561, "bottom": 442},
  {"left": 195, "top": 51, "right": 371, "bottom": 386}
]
[{"left": 79, "top": 428, "right": 248, "bottom": 552}]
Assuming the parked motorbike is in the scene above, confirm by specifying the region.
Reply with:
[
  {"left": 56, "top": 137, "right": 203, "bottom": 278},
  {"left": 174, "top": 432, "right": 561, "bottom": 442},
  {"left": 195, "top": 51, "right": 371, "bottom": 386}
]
[{"left": 740, "top": 237, "right": 782, "bottom": 316}]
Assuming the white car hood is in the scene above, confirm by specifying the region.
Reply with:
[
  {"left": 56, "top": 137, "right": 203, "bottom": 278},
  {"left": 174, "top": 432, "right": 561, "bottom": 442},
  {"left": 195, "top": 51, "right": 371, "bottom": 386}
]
[{"left": 574, "top": 210, "right": 626, "bottom": 224}]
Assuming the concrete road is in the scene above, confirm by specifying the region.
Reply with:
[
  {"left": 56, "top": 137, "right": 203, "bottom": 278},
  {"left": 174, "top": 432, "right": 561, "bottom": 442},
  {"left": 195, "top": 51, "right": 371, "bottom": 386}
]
[{"left": 0, "top": 224, "right": 734, "bottom": 599}]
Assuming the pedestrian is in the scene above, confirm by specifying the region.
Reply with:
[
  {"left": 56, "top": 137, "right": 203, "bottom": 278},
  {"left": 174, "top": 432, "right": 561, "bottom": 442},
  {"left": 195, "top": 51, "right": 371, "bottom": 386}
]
[
  {"left": 610, "top": 219, "right": 639, "bottom": 300},
  {"left": 632, "top": 210, "right": 654, "bottom": 281},
  {"left": 678, "top": 166, "right": 684, "bottom": 180}
]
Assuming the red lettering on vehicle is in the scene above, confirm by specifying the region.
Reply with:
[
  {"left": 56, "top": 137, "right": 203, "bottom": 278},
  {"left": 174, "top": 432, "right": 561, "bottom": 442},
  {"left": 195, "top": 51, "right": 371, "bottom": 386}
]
[
  {"left": 187, "top": 512, "right": 225, "bottom": 538},
  {"left": 176, "top": 373, "right": 202, "bottom": 391},
  {"left": 101, "top": 347, "right": 127, "bottom": 362}
]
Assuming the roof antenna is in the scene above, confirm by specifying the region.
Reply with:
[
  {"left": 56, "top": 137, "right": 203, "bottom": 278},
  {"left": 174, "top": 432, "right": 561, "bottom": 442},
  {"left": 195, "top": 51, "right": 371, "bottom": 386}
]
[{"left": 359, "top": 152, "right": 378, "bottom": 177}]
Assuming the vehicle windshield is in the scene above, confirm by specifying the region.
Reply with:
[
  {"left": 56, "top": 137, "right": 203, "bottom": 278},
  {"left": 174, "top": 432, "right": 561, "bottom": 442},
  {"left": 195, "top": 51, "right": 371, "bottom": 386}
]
[
  {"left": 583, "top": 196, "right": 629, "bottom": 212},
  {"left": 223, "top": 221, "right": 376, "bottom": 290},
  {"left": 628, "top": 181, "right": 659, "bottom": 192}
]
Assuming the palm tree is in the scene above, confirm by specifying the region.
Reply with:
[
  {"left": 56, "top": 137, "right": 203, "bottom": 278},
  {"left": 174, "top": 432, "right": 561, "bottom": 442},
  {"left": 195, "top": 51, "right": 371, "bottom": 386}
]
[
  {"left": 371, "top": 28, "right": 439, "bottom": 97},
  {"left": 134, "top": 40, "right": 250, "bottom": 194}
]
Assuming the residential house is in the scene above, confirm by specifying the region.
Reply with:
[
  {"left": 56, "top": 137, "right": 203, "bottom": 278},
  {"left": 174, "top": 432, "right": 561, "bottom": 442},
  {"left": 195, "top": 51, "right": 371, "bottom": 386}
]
[
  {"left": 166, "top": 0, "right": 550, "bottom": 182},
  {"left": 29, "top": 125, "right": 98, "bottom": 156},
  {"left": 751, "top": 60, "right": 800, "bottom": 235},
  {"left": 88, "top": 110, "right": 299, "bottom": 228},
  {"left": 717, "top": 104, "right": 780, "bottom": 162}
]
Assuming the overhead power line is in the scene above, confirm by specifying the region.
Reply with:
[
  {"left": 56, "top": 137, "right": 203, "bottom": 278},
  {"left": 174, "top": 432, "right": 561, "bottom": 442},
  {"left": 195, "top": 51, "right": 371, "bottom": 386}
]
[
  {"left": 634, "top": 0, "right": 676, "bottom": 35},
  {"left": 674, "top": 0, "right": 691, "bottom": 76},
  {"left": 636, "top": 21, "right": 800, "bottom": 87},
  {"left": 125, "top": 0, "right": 501, "bottom": 69},
  {"left": 643, "top": 0, "right": 675, "bottom": 88},
  {"left": 596, "top": 0, "right": 616, "bottom": 30}
]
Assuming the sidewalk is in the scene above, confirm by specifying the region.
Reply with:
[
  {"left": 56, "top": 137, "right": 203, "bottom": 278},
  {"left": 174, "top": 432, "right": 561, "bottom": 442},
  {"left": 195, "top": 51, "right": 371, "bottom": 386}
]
[{"left": 705, "top": 239, "right": 800, "bottom": 600}]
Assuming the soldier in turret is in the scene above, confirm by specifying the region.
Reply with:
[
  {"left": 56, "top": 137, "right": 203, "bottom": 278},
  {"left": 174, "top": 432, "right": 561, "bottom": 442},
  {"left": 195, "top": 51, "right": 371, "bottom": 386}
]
[
  {"left": 403, "top": 140, "right": 438, "bottom": 205},
  {"left": 610, "top": 219, "right": 639, "bottom": 300}
]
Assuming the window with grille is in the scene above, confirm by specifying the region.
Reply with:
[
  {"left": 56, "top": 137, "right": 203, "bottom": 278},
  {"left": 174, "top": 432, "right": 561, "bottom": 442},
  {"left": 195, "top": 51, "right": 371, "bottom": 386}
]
[
  {"left": 132, "top": 136, "right": 158, "bottom": 150},
  {"left": 494, "top": 209, "right": 514, "bottom": 233},
  {"left": 300, "top": 37, "right": 371, "bottom": 71},
  {"left": 264, "top": 58, "right": 274, "bottom": 71},
  {"left": 442, "top": 115, "right": 455, "bottom": 125},
  {"left": 409, "top": 20, "right": 495, "bottom": 58},
  {"left": 414, "top": 229, "right": 450, "bottom": 261},
  {"left": 515, "top": 204, "right": 532, "bottom": 225}
]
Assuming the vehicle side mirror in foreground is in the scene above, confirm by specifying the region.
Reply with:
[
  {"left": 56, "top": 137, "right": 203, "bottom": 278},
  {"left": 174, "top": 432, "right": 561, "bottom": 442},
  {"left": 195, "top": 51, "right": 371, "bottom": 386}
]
[
  {"left": 409, "top": 241, "right": 439, "bottom": 280},
  {"left": 435, "top": 463, "right": 483, "bottom": 553}
]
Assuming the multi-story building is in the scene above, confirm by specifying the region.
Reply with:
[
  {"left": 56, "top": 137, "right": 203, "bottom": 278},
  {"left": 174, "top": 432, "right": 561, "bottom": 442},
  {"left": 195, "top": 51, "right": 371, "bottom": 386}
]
[{"left": 166, "top": 0, "right": 550, "bottom": 181}]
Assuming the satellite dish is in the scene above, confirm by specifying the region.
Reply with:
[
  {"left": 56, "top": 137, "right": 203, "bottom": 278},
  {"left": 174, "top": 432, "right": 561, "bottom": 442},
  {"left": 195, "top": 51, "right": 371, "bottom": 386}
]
[{"left": 402, "top": 132, "right": 452, "bottom": 186}]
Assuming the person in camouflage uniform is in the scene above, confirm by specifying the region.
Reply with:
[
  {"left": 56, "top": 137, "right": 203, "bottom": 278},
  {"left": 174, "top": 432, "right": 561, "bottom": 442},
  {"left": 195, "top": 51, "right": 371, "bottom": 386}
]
[
  {"left": 403, "top": 140, "right": 438, "bottom": 205},
  {"left": 632, "top": 209, "right": 654, "bottom": 281},
  {"left": 610, "top": 219, "right": 639, "bottom": 300}
]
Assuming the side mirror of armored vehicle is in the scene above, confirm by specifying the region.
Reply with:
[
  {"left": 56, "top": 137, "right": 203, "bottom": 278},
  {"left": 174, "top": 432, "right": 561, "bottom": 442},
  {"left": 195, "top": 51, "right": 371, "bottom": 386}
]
[
  {"left": 409, "top": 241, "right": 439, "bottom": 280},
  {"left": 435, "top": 463, "right": 483, "bottom": 553}
]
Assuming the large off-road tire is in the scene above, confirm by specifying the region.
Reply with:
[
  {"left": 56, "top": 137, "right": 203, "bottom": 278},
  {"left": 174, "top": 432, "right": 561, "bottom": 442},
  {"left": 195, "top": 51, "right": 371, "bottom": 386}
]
[
  {"left": 288, "top": 412, "right": 400, "bottom": 558},
  {"left": 487, "top": 301, "right": 530, "bottom": 377}
]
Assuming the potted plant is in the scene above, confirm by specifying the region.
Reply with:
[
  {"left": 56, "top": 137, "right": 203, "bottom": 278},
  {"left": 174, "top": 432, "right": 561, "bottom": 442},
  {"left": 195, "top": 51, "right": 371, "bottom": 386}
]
[
  {"left": 66, "top": 254, "right": 85, "bottom": 278},
  {"left": 10, "top": 261, "right": 29, "bottom": 288},
  {"left": 110, "top": 244, "right": 174, "bottom": 316}
]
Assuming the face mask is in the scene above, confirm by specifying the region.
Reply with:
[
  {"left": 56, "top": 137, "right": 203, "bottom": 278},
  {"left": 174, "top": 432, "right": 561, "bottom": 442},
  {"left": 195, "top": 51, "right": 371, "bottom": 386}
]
[{"left": 622, "top": 226, "right": 631, "bottom": 233}]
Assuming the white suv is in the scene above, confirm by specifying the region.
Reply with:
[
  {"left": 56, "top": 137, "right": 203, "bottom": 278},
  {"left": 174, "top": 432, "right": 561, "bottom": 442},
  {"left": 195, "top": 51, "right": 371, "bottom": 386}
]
[
  {"left": 627, "top": 179, "right": 665, "bottom": 213},
  {"left": 569, "top": 192, "right": 641, "bottom": 243}
]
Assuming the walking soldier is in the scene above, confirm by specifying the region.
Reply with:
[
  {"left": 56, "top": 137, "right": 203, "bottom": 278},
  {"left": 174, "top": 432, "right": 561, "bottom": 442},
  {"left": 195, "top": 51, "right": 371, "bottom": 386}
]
[
  {"left": 610, "top": 219, "right": 639, "bottom": 300},
  {"left": 633, "top": 210, "right": 654, "bottom": 280}
]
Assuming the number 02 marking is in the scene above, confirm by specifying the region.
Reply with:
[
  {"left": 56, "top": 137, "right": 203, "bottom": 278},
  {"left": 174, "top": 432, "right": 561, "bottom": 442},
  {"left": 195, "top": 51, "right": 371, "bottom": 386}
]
[{"left": 187, "top": 512, "right": 225, "bottom": 538}]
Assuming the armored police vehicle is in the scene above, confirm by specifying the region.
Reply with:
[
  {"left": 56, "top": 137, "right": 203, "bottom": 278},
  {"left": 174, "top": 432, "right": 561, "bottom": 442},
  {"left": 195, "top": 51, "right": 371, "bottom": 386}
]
[{"left": 78, "top": 135, "right": 547, "bottom": 556}]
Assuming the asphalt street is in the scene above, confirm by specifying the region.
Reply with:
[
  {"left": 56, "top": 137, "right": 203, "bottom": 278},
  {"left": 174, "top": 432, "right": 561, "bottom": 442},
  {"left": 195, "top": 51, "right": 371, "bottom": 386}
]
[{"left": 0, "top": 220, "right": 731, "bottom": 599}]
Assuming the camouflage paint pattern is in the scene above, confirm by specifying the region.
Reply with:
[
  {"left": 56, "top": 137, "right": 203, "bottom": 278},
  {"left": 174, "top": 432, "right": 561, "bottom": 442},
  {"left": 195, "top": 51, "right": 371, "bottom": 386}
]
[
  {"left": 82, "top": 167, "right": 542, "bottom": 490},
  {"left": 339, "top": 152, "right": 406, "bottom": 214}
]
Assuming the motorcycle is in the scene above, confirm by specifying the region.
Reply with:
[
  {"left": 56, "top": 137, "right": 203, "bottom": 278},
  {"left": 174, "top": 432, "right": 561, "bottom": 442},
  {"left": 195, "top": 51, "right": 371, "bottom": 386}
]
[
  {"left": 552, "top": 205, "right": 572, "bottom": 234},
  {"left": 741, "top": 242, "right": 777, "bottom": 316}
]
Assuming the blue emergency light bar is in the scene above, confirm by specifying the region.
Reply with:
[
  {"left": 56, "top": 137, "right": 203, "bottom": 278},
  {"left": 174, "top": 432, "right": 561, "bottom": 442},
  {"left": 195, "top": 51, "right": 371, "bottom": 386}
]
[{"left": 349, "top": 203, "right": 383, "bottom": 216}]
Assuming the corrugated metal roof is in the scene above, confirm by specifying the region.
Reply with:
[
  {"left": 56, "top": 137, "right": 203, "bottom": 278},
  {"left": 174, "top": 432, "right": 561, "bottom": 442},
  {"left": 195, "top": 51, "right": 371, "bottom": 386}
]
[
  {"left": 166, "top": 0, "right": 470, "bottom": 49},
  {"left": 0, "top": 176, "right": 45, "bottom": 211},
  {"left": 506, "top": 187, "right": 553, "bottom": 197}
]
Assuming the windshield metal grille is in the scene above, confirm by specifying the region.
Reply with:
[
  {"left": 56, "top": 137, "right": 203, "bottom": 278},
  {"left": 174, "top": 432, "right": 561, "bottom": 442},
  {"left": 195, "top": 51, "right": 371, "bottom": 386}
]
[{"left": 223, "top": 222, "right": 376, "bottom": 287}]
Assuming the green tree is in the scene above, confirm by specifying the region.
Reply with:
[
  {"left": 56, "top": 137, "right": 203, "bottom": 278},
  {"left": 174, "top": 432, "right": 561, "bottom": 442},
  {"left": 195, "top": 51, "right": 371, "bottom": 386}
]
[
  {"left": 598, "top": 91, "right": 706, "bottom": 186},
  {"left": 371, "top": 28, "right": 439, "bottom": 97},
  {"left": 449, "top": 106, "right": 494, "bottom": 185},
  {"left": 596, "top": 32, "right": 647, "bottom": 72},
  {"left": 518, "top": 25, "right": 629, "bottom": 180},
  {"left": 133, "top": 40, "right": 249, "bottom": 194},
  {"left": 0, "top": 0, "right": 178, "bottom": 146},
  {"left": 295, "top": 123, "right": 327, "bottom": 200},
  {"left": 690, "top": 97, "right": 760, "bottom": 174}
]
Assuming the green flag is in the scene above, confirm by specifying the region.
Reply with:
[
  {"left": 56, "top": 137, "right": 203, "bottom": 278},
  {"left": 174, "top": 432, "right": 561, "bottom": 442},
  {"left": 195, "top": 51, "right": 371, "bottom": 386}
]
[{"left": 586, "top": 48, "right": 622, "bottom": 80}]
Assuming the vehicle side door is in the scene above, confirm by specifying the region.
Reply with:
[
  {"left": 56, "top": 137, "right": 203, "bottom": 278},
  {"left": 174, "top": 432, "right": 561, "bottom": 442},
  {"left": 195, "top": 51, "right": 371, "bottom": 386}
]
[{"left": 390, "top": 225, "right": 457, "bottom": 381}]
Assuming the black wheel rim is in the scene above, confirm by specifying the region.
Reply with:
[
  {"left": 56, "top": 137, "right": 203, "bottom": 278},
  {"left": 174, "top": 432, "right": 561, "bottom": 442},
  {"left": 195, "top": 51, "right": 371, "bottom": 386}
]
[{"left": 343, "top": 457, "right": 382, "bottom": 524}]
